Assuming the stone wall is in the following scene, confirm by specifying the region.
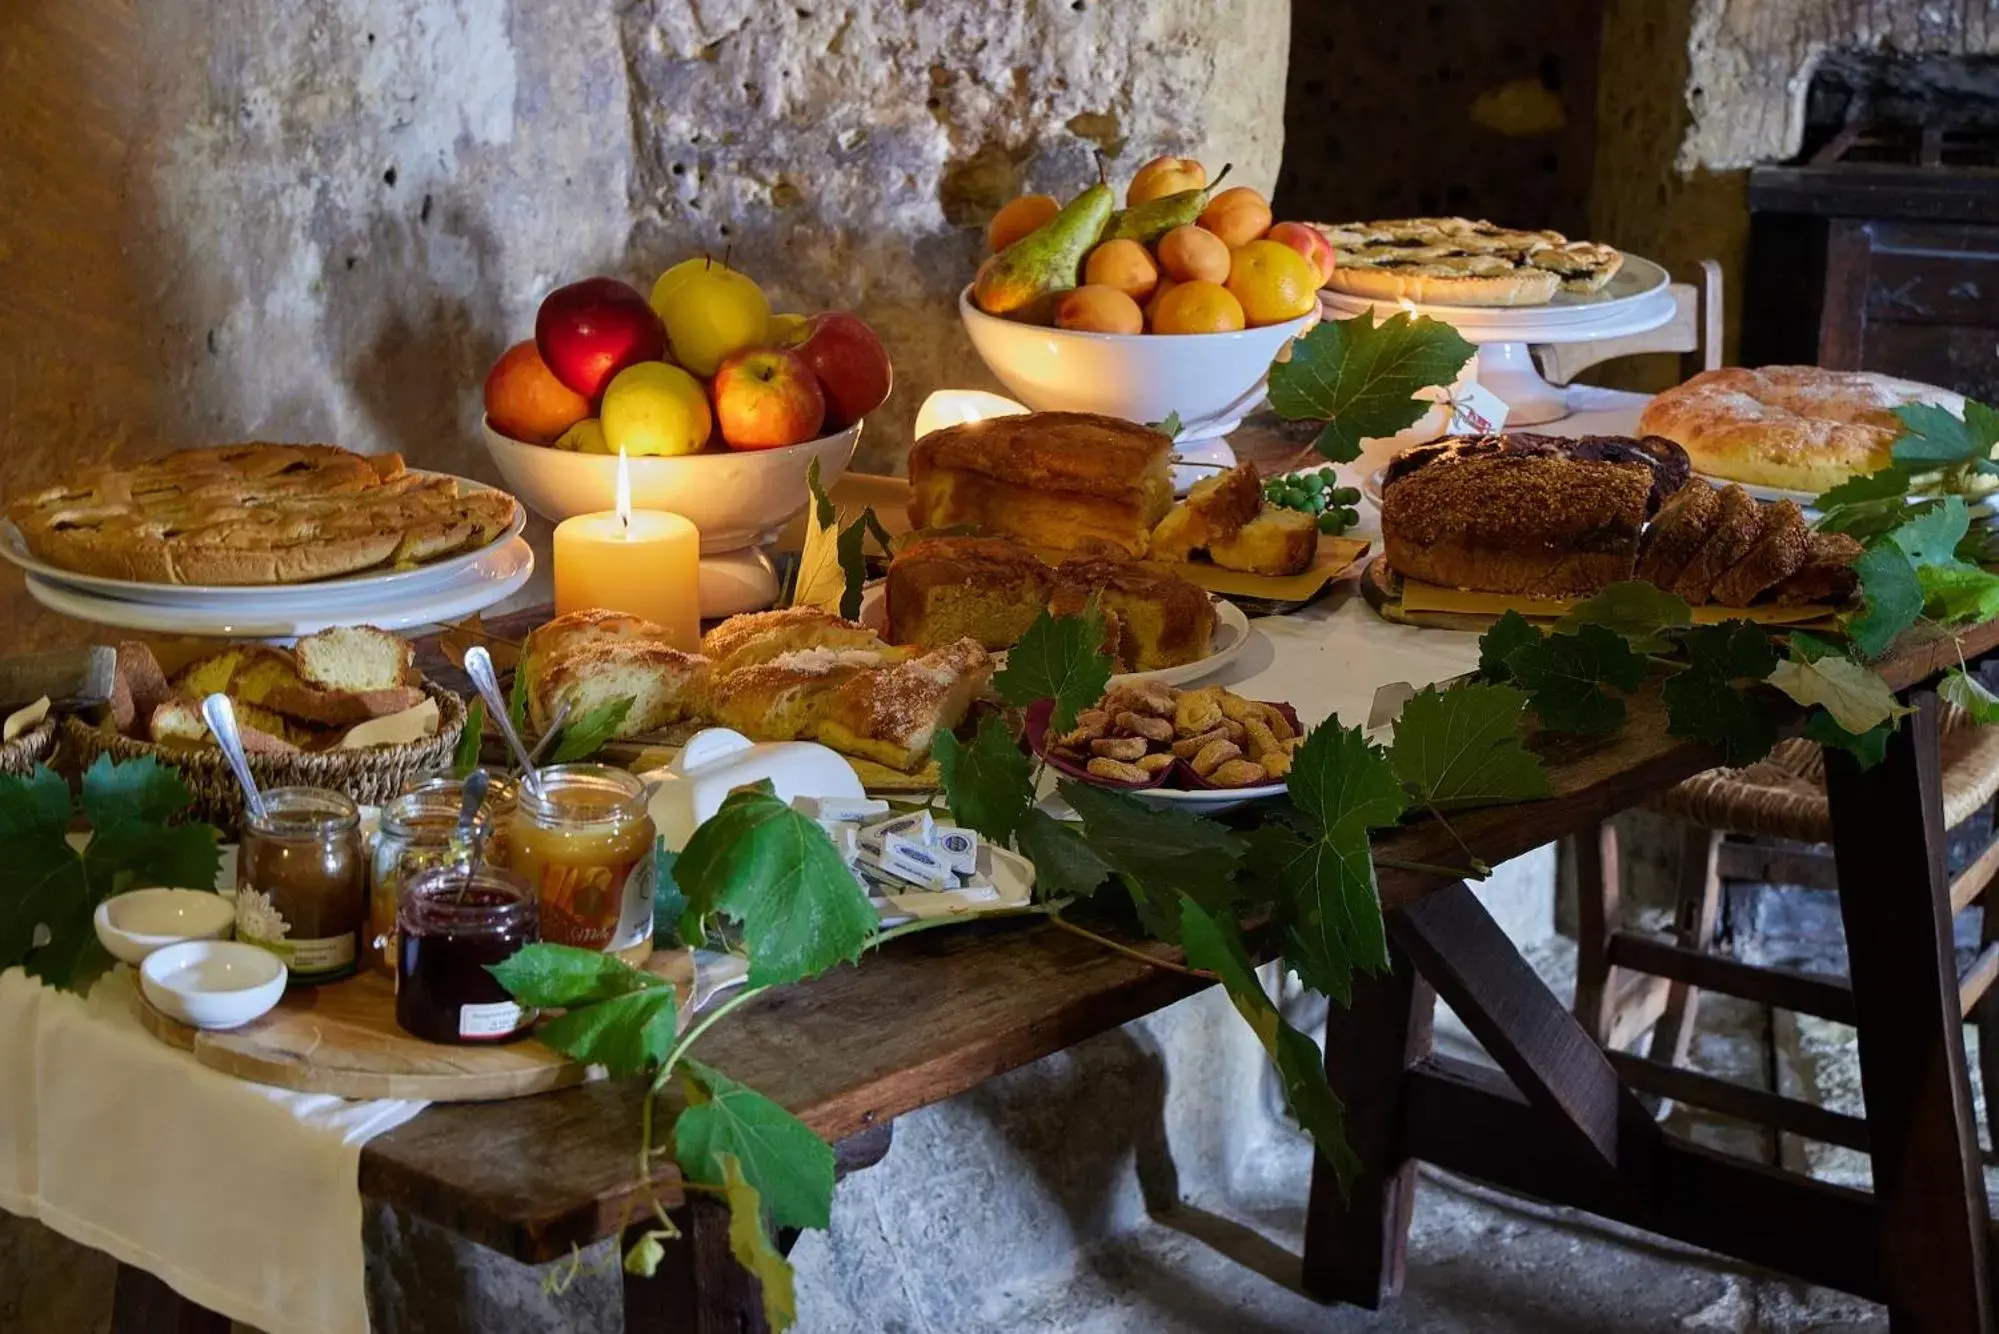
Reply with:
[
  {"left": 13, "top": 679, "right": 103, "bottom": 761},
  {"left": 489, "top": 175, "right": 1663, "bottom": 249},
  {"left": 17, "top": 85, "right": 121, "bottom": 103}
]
[{"left": 0, "top": 0, "right": 1289, "bottom": 649}]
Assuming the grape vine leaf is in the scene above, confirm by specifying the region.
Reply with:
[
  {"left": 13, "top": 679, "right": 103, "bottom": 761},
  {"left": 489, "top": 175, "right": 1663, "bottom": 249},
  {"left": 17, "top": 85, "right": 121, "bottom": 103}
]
[
  {"left": 1387, "top": 684, "right": 1550, "bottom": 812},
  {"left": 1891, "top": 400, "right": 1999, "bottom": 472},
  {"left": 1888, "top": 495, "right": 1971, "bottom": 567},
  {"left": 507, "top": 656, "right": 532, "bottom": 735},
  {"left": 1941, "top": 668, "right": 1999, "bottom": 725},
  {"left": 1505, "top": 623, "right": 1647, "bottom": 736},
  {"left": 836, "top": 512, "right": 874, "bottom": 622},
  {"left": 1811, "top": 469, "right": 1926, "bottom": 544},
  {"left": 717, "top": 1152, "right": 798, "bottom": 1331},
  {"left": 79, "top": 755, "right": 224, "bottom": 895},
  {"left": 1014, "top": 808, "right": 1112, "bottom": 899},
  {"left": 1813, "top": 466, "right": 1910, "bottom": 515},
  {"left": 1177, "top": 895, "right": 1359, "bottom": 1189},
  {"left": 933, "top": 714, "right": 1034, "bottom": 845},
  {"left": 1803, "top": 710, "right": 1892, "bottom": 771},
  {"left": 488, "top": 941, "right": 670, "bottom": 1007},
  {"left": 993, "top": 606, "right": 1114, "bottom": 734},
  {"left": 1845, "top": 543, "right": 1924, "bottom": 661},
  {"left": 624, "top": 1230, "right": 667, "bottom": 1279},
  {"left": 1056, "top": 779, "right": 1246, "bottom": 941},
  {"left": 1147, "top": 410, "right": 1184, "bottom": 440},
  {"left": 1265, "top": 310, "right": 1476, "bottom": 463},
  {"left": 1552, "top": 581, "right": 1693, "bottom": 654},
  {"left": 547, "top": 695, "right": 635, "bottom": 763},
  {"left": 535, "top": 986, "right": 680, "bottom": 1079},
  {"left": 1277, "top": 721, "right": 1406, "bottom": 1003},
  {"left": 1784, "top": 630, "right": 1839, "bottom": 664},
  {"left": 1767, "top": 652, "right": 1912, "bottom": 735},
  {"left": 1662, "top": 621, "right": 1780, "bottom": 767},
  {"left": 676, "top": 1058, "right": 835, "bottom": 1233},
  {"left": 1476, "top": 610, "right": 1540, "bottom": 684},
  {"left": 790, "top": 457, "right": 846, "bottom": 612},
  {"left": 452, "top": 698, "right": 485, "bottom": 779},
  {"left": 674, "top": 783, "right": 878, "bottom": 987},
  {"left": 1919, "top": 564, "right": 1999, "bottom": 626}
]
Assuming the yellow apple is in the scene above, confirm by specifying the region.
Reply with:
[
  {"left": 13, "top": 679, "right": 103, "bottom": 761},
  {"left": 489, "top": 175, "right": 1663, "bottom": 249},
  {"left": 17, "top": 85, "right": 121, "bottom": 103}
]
[
  {"left": 656, "top": 266, "right": 771, "bottom": 376},
  {"left": 600, "top": 362, "right": 712, "bottom": 457},
  {"left": 649, "top": 257, "right": 726, "bottom": 321},
  {"left": 555, "top": 417, "right": 612, "bottom": 454},
  {"left": 766, "top": 312, "right": 810, "bottom": 346}
]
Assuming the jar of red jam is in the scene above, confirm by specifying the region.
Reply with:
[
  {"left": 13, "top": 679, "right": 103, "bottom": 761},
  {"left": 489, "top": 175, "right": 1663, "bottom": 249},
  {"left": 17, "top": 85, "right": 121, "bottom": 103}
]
[
  {"left": 395, "top": 866, "right": 539, "bottom": 1045},
  {"left": 510, "top": 764, "right": 656, "bottom": 961},
  {"left": 370, "top": 776, "right": 518, "bottom": 975}
]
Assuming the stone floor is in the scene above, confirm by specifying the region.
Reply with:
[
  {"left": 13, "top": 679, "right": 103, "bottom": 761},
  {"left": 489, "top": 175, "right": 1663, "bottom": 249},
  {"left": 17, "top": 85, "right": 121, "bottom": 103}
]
[{"left": 0, "top": 876, "right": 1955, "bottom": 1333}]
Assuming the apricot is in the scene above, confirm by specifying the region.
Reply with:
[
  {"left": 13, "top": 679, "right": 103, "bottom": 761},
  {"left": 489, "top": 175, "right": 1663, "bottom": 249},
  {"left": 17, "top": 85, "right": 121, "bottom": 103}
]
[
  {"left": 484, "top": 340, "right": 591, "bottom": 445},
  {"left": 1198, "top": 187, "right": 1273, "bottom": 249},
  {"left": 1150, "top": 281, "right": 1246, "bottom": 335},
  {"left": 1083, "top": 239, "right": 1159, "bottom": 302},
  {"left": 1126, "top": 155, "right": 1206, "bottom": 208},
  {"left": 987, "top": 194, "right": 1060, "bottom": 253},
  {"left": 1226, "top": 240, "right": 1320, "bottom": 326},
  {"left": 1155, "top": 225, "right": 1231, "bottom": 284},
  {"left": 1142, "top": 275, "right": 1179, "bottom": 330},
  {"left": 1055, "top": 284, "right": 1144, "bottom": 335}
]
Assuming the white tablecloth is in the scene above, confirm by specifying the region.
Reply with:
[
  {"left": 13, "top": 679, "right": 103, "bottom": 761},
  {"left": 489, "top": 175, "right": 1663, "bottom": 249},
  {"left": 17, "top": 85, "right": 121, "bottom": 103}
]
[{"left": 0, "top": 386, "right": 1649, "bottom": 1331}]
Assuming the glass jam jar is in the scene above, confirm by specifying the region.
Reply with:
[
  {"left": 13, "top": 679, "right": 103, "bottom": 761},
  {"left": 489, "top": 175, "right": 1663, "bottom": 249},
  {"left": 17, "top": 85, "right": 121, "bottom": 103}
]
[
  {"left": 237, "top": 787, "right": 366, "bottom": 985},
  {"left": 395, "top": 866, "right": 539, "bottom": 1044},
  {"left": 510, "top": 764, "right": 655, "bottom": 955},
  {"left": 369, "top": 776, "right": 518, "bottom": 975}
]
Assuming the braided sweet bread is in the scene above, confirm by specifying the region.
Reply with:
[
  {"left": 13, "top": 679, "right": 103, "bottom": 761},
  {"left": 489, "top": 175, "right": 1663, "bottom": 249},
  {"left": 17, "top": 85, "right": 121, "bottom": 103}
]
[{"left": 7, "top": 443, "right": 521, "bottom": 585}]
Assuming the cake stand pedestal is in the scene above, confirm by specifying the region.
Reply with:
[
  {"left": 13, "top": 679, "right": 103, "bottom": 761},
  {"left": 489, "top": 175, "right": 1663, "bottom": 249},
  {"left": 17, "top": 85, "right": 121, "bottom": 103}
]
[{"left": 1319, "top": 254, "right": 1675, "bottom": 427}]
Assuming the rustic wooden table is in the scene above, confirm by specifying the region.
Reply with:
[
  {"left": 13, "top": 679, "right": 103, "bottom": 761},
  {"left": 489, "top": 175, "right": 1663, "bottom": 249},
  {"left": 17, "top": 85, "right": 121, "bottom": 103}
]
[{"left": 320, "top": 606, "right": 1999, "bottom": 1332}]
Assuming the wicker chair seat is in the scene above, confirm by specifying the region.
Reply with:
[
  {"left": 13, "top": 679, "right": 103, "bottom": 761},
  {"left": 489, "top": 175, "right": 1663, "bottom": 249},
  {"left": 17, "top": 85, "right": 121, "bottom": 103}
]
[{"left": 1652, "top": 705, "right": 1999, "bottom": 843}]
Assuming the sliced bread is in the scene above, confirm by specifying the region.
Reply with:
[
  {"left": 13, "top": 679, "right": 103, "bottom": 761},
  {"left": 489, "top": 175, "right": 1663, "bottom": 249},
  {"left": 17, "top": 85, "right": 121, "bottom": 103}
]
[{"left": 293, "top": 625, "right": 415, "bottom": 693}]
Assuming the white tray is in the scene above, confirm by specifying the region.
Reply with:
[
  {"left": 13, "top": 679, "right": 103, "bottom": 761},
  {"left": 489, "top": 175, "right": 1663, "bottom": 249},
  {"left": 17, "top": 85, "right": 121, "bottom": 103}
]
[
  {"left": 1, "top": 474, "right": 524, "bottom": 609},
  {"left": 23, "top": 536, "right": 534, "bottom": 639}
]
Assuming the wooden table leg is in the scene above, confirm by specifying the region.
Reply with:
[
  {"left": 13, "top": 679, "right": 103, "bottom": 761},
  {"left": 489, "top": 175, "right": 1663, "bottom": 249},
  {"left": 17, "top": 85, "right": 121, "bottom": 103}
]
[
  {"left": 624, "top": 1198, "right": 772, "bottom": 1334},
  {"left": 1826, "top": 690, "right": 1996, "bottom": 1334},
  {"left": 1301, "top": 941, "right": 1434, "bottom": 1306},
  {"left": 109, "top": 1263, "right": 231, "bottom": 1334}
]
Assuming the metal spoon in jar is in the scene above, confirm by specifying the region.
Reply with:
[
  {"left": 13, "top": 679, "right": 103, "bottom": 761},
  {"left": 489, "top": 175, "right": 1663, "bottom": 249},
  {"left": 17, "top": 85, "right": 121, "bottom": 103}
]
[
  {"left": 463, "top": 646, "right": 541, "bottom": 796},
  {"left": 452, "top": 767, "right": 491, "bottom": 886},
  {"left": 201, "top": 692, "right": 269, "bottom": 825}
]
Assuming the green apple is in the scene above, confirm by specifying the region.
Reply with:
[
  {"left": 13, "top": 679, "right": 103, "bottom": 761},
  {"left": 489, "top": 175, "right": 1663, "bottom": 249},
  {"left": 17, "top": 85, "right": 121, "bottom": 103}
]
[
  {"left": 600, "top": 362, "right": 712, "bottom": 457},
  {"left": 656, "top": 266, "right": 771, "bottom": 377}
]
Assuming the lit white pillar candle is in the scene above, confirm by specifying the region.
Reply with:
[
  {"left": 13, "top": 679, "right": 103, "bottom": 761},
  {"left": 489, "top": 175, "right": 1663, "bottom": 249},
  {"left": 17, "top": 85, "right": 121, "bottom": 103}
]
[{"left": 552, "top": 449, "right": 702, "bottom": 648}]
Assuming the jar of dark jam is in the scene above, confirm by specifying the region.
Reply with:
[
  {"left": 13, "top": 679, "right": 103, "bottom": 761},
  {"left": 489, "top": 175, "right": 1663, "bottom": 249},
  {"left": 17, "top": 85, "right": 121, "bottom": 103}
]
[
  {"left": 237, "top": 787, "right": 366, "bottom": 985},
  {"left": 395, "top": 866, "right": 539, "bottom": 1045},
  {"left": 371, "top": 776, "right": 518, "bottom": 976}
]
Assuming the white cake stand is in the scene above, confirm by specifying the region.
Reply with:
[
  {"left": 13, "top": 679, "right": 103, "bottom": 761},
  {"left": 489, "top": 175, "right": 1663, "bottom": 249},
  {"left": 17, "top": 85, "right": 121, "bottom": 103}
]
[{"left": 1319, "top": 255, "right": 1675, "bottom": 426}]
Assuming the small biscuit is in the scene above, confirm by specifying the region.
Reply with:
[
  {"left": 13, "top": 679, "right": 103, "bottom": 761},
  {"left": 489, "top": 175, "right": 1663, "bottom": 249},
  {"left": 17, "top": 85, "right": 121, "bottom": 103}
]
[
  {"left": 1087, "top": 756, "right": 1150, "bottom": 783},
  {"left": 1220, "top": 693, "right": 1258, "bottom": 724},
  {"left": 1259, "top": 705, "right": 1296, "bottom": 741},
  {"left": 1135, "top": 752, "right": 1176, "bottom": 775},
  {"left": 1172, "top": 727, "right": 1232, "bottom": 759},
  {"left": 1243, "top": 718, "right": 1280, "bottom": 760},
  {"left": 1208, "top": 758, "right": 1268, "bottom": 788},
  {"left": 1173, "top": 688, "right": 1224, "bottom": 735},
  {"left": 1116, "top": 711, "right": 1174, "bottom": 743},
  {"left": 1191, "top": 738, "right": 1241, "bottom": 778},
  {"left": 1091, "top": 736, "right": 1150, "bottom": 761}
]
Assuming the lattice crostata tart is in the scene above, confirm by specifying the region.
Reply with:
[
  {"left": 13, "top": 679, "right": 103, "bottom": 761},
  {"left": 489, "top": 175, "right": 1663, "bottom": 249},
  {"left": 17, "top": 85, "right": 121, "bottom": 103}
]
[
  {"left": 1313, "top": 216, "right": 1624, "bottom": 307},
  {"left": 7, "top": 443, "right": 521, "bottom": 585}
]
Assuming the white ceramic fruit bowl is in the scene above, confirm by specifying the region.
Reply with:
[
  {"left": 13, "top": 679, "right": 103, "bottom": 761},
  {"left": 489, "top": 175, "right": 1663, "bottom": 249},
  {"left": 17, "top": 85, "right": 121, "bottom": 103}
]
[
  {"left": 482, "top": 418, "right": 863, "bottom": 552},
  {"left": 957, "top": 285, "right": 1317, "bottom": 445}
]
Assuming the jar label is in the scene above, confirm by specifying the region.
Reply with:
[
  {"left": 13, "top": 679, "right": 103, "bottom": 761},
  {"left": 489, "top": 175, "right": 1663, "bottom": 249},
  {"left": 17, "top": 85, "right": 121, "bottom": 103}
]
[
  {"left": 534, "top": 858, "right": 639, "bottom": 951},
  {"left": 458, "top": 1000, "right": 528, "bottom": 1041},
  {"left": 288, "top": 933, "right": 358, "bottom": 977},
  {"left": 613, "top": 848, "right": 658, "bottom": 951}
]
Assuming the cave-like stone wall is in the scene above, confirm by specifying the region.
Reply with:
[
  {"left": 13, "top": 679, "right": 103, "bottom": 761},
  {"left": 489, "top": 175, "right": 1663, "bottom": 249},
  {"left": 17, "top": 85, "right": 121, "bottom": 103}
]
[{"left": 0, "top": 0, "right": 1288, "bottom": 648}]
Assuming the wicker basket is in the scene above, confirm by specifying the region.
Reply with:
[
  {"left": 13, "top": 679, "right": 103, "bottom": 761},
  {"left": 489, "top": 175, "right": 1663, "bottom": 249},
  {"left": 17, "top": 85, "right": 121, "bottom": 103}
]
[
  {"left": 63, "top": 683, "right": 466, "bottom": 838},
  {"left": 0, "top": 717, "right": 58, "bottom": 777}
]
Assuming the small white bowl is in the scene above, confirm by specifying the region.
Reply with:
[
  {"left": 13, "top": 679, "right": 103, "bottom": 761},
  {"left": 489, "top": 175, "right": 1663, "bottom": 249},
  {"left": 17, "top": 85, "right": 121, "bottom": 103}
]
[
  {"left": 482, "top": 418, "right": 862, "bottom": 549},
  {"left": 140, "top": 940, "right": 287, "bottom": 1030},
  {"left": 94, "top": 888, "right": 238, "bottom": 965},
  {"left": 957, "top": 285, "right": 1317, "bottom": 442}
]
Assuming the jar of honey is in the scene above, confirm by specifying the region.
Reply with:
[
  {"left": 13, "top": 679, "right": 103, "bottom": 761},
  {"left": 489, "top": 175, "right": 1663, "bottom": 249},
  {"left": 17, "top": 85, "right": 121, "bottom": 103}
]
[
  {"left": 237, "top": 787, "right": 366, "bottom": 985},
  {"left": 510, "top": 764, "right": 656, "bottom": 959},
  {"left": 370, "top": 776, "right": 518, "bottom": 975},
  {"left": 395, "top": 865, "right": 538, "bottom": 1044}
]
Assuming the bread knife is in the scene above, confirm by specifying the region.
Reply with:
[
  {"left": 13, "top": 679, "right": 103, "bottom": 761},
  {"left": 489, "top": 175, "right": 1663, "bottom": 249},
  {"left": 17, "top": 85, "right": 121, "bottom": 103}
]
[{"left": 0, "top": 646, "right": 116, "bottom": 713}]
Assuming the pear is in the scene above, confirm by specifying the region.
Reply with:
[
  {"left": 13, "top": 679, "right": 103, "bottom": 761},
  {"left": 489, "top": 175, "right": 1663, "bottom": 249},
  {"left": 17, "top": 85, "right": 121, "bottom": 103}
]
[
  {"left": 1100, "top": 163, "right": 1234, "bottom": 245},
  {"left": 972, "top": 176, "right": 1114, "bottom": 319}
]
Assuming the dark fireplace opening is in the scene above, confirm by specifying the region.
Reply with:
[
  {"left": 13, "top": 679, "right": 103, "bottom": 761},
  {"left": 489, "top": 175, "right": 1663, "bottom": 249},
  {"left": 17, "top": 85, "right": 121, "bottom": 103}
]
[{"left": 1743, "top": 52, "right": 1999, "bottom": 403}]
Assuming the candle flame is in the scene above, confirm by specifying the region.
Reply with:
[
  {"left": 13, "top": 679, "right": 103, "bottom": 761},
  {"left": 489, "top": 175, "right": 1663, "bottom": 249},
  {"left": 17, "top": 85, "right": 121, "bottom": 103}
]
[
  {"left": 913, "top": 389, "right": 1030, "bottom": 442},
  {"left": 615, "top": 446, "right": 632, "bottom": 533},
  {"left": 1396, "top": 298, "right": 1419, "bottom": 317}
]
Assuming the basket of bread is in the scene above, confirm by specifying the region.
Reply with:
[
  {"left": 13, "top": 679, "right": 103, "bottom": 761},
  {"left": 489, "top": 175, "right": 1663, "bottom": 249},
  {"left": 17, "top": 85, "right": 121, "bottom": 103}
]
[
  {"left": 67, "top": 626, "right": 464, "bottom": 835},
  {"left": 0, "top": 703, "right": 56, "bottom": 778},
  {"left": 1026, "top": 679, "right": 1299, "bottom": 810}
]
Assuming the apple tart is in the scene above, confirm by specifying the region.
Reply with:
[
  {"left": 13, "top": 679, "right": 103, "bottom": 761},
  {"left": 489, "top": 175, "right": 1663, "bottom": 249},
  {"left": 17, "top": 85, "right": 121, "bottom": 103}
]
[{"left": 6, "top": 443, "right": 521, "bottom": 585}]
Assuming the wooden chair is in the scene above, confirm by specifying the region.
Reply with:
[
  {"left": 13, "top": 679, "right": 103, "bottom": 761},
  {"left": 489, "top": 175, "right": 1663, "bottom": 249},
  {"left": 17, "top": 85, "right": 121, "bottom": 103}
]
[
  {"left": 1571, "top": 705, "right": 1999, "bottom": 1153},
  {"left": 1536, "top": 258, "right": 1725, "bottom": 386}
]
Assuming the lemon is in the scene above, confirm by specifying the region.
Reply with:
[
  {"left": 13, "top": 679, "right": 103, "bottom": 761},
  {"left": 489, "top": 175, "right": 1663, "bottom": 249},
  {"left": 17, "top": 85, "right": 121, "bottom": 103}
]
[{"left": 1224, "top": 240, "right": 1318, "bottom": 326}]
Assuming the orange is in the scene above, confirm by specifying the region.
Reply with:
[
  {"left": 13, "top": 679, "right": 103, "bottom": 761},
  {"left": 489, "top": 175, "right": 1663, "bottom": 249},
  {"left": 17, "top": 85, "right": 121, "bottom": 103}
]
[
  {"left": 986, "top": 194, "right": 1060, "bottom": 253},
  {"left": 1150, "top": 281, "right": 1245, "bottom": 335},
  {"left": 1155, "top": 225, "right": 1231, "bottom": 284},
  {"left": 1142, "top": 275, "right": 1179, "bottom": 330},
  {"left": 1083, "top": 239, "right": 1159, "bottom": 302},
  {"left": 1055, "top": 285, "right": 1144, "bottom": 335},
  {"left": 483, "top": 340, "right": 591, "bottom": 445},
  {"left": 1226, "top": 240, "right": 1319, "bottom": 325},
  {"left": 1198, "top": 186, "right": 1273, "bottom": 249}
]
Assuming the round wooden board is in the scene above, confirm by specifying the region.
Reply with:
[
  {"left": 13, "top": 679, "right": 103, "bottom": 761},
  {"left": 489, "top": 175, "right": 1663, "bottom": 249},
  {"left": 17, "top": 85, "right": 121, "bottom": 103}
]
[
  {"left": 1358, "top": 554, "right": 1504, "bottom": 633},
  {"left": 135, "top": 947, "right": 700, "bottom": 1102}
]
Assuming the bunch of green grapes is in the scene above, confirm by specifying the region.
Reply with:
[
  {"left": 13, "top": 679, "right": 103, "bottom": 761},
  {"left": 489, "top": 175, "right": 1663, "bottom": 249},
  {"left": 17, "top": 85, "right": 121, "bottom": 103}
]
[{"left": 1264, "top": 467, "right": 1361, "bottom": 535}]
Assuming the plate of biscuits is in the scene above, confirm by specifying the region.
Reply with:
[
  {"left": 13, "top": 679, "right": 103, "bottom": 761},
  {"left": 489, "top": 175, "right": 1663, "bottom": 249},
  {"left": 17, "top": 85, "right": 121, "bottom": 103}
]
[{"left": 1026, "top": 681, "right": 1297, "bottom": 813}]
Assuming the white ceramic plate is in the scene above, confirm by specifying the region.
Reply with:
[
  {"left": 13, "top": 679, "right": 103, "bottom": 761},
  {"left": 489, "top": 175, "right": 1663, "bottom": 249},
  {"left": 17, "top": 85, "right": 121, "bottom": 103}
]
[
  {"left": 23, "top": 536, "right": 534, "bottom": 638},
  {"left": 857, "top": 586, "right": 1252, "bottom": 689},
  {"left": 1319, "top": 255, "right": 1669, "bottom": 330},
  {"left": 1125, "top": 779, "right": 1287, "bottom": 815},
  {"left": 0, "top": 474, "right": 525, "bottom": 608}
]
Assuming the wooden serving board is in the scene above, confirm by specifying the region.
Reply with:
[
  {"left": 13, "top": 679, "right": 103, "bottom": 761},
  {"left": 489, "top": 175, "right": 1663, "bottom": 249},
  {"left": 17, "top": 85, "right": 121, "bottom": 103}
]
[{"left": 135, "top": 948, "right": 701, "bottom": 1103}]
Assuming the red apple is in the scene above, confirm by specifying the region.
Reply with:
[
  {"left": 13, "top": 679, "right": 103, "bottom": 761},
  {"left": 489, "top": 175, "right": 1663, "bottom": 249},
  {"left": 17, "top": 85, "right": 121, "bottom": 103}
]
[
  {"left": 534, "top": 278, "right": 669, "bottom": 400},
  {"left": 794, "top": 312, "right": 892, "bottom": 429},
  {"left": 712, "top": 347, "right": 827, "bottom": 450},
  {"left": 483, "top": 340, "right": 591, "bottom": 444},
  {"left": 1265, "top": 221, "right": 1336, "bottom": 286}
]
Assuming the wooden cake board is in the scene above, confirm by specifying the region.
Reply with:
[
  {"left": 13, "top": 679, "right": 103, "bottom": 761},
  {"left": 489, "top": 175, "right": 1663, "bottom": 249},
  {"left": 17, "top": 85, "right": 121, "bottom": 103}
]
[{"left": 135, "top": 947, "right": 702, "bottom": 1103}]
